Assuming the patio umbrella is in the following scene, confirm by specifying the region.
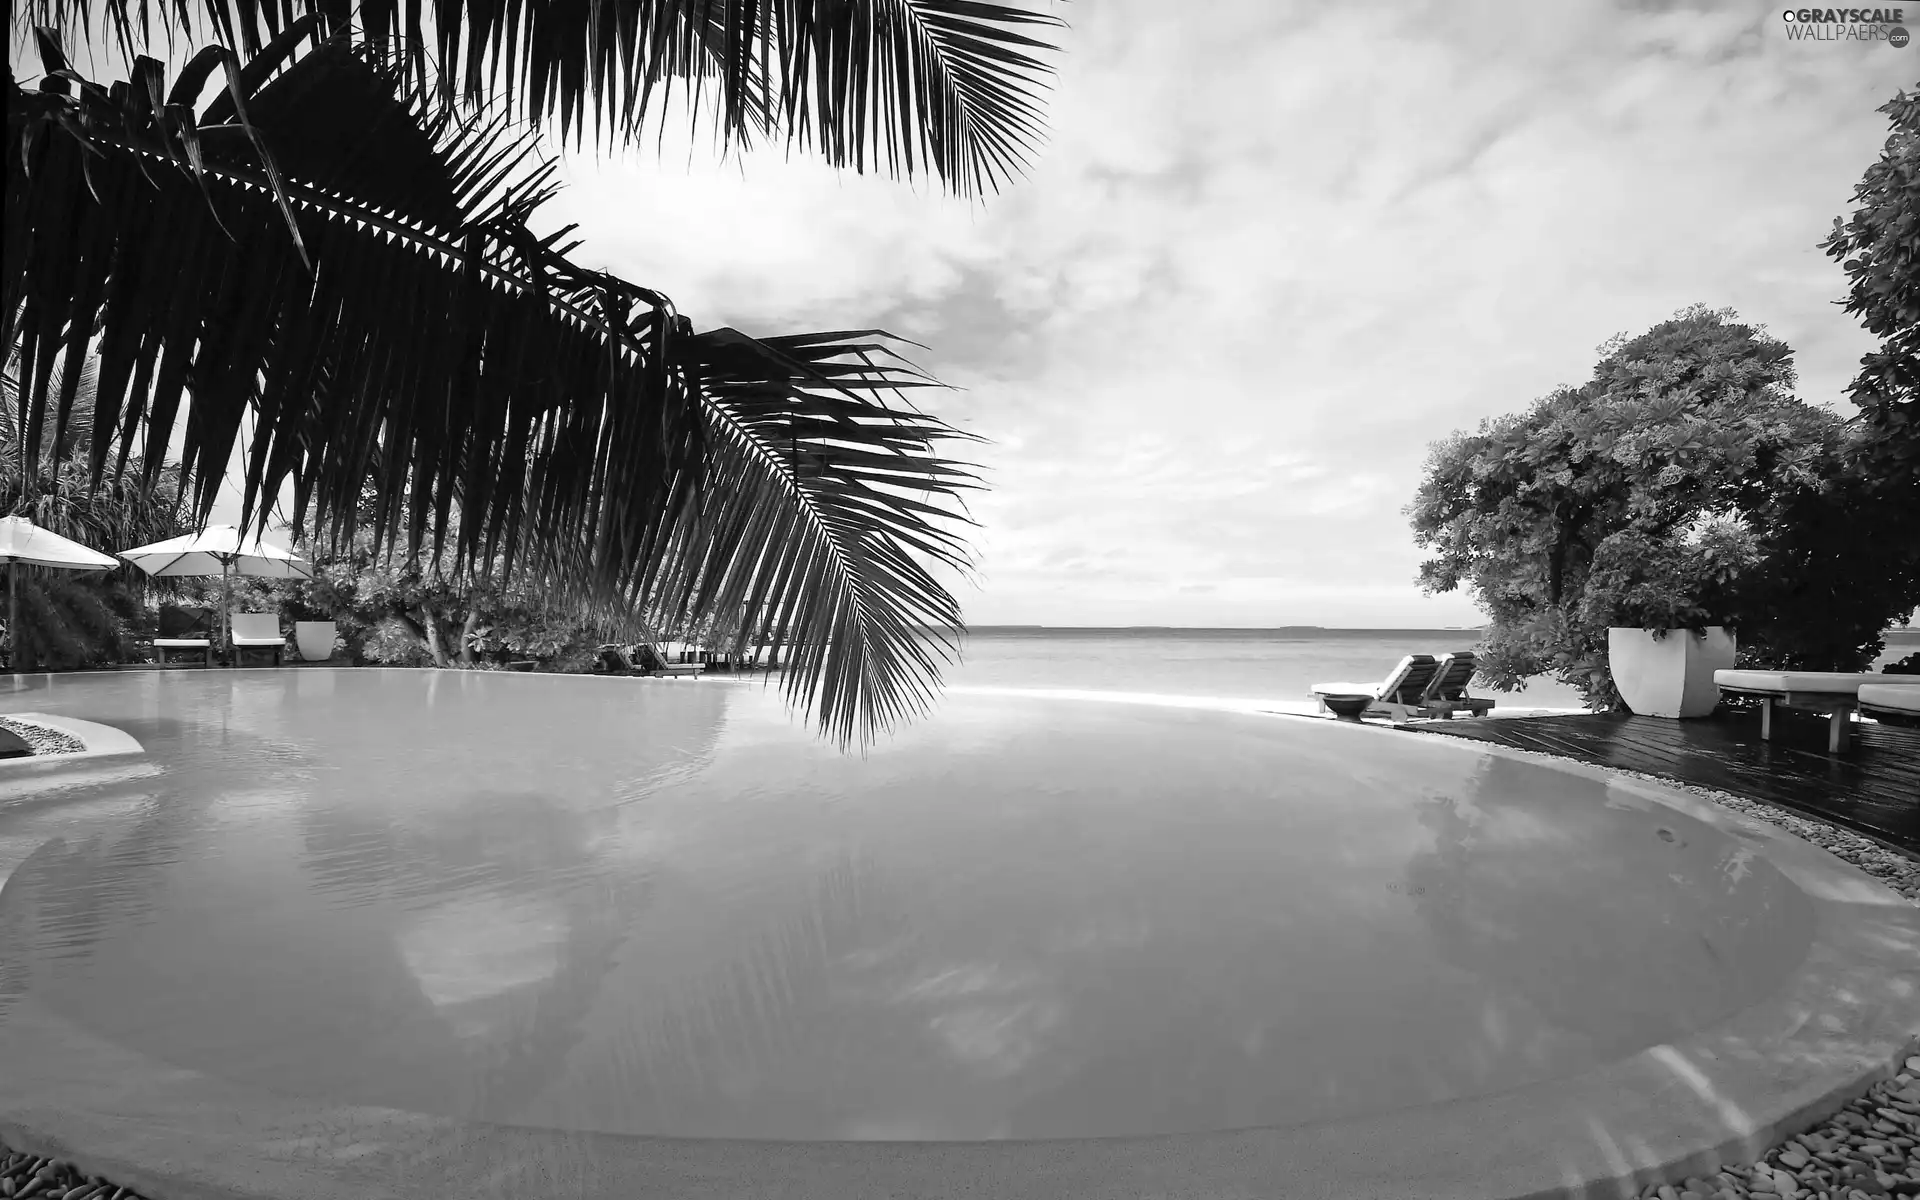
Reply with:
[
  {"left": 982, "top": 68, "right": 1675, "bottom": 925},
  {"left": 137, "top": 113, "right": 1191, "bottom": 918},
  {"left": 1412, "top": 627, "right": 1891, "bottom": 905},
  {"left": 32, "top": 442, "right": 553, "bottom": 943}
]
[
  {"left": 117, "top": 525, "right": 313, "bottom": 656},
  {"left": 0, "top": 514, "right": 122, "bottom": 668}
]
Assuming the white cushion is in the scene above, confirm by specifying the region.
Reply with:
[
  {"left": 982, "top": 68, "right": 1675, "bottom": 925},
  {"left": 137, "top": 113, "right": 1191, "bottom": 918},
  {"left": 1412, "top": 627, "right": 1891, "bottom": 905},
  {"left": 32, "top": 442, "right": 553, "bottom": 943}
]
[
  {"left": 1858, "top": 683, "right": 1920, "bottom": 714},
  {"left": 1712, "top": 670, "right": 1920, "bottom": 696},
  {"left": 152, "top": 638, "right": 211, "bottom": 648},
  {"left": 1311, "top": 683, "right": 1376, "bottom": 697},
  {"left": 229, "top": 614, "right": 284, "bottom": 641}
]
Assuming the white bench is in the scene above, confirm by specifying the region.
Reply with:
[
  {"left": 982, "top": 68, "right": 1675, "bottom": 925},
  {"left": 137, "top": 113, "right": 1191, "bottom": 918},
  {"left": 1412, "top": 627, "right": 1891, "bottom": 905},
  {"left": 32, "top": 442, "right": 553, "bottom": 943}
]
[{"left": 1714, "top": 670, "right": 1920, "bottom": 753}]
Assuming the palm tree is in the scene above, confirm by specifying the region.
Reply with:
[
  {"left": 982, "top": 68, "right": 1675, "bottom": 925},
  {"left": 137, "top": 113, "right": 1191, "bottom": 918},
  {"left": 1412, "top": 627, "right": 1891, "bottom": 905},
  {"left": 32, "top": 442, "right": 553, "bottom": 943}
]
[{"left": 4, "top": 1, "right": 1064, "bottom": 743}]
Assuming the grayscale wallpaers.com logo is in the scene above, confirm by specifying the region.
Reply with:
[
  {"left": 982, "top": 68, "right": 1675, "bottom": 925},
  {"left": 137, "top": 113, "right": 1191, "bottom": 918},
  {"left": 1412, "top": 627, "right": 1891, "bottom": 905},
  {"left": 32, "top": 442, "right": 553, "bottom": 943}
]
[{"left": 1781, "top": 7, "right": 1910, "bottom": 44}]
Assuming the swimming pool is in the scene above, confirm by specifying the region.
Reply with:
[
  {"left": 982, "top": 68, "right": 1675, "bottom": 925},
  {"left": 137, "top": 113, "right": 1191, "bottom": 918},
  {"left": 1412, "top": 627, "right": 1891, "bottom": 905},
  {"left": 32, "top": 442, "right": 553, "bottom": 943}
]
[{"left": 1, "top": 669, "right": 1915, "bottom": 1199}]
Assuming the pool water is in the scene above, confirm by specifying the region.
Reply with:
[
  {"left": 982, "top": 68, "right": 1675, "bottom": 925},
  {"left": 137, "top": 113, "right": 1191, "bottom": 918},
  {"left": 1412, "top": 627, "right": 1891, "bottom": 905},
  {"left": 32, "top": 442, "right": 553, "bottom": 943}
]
[{"left": 0, "top": 670, "right": 1814, "bottom": 1142}]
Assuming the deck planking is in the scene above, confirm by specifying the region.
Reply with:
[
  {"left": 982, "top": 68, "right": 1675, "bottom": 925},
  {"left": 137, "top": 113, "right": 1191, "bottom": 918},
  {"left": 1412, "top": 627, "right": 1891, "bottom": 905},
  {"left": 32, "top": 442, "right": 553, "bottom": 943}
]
[{"left": 1406, "top": 707, "right": 1920, "bottom": 854}]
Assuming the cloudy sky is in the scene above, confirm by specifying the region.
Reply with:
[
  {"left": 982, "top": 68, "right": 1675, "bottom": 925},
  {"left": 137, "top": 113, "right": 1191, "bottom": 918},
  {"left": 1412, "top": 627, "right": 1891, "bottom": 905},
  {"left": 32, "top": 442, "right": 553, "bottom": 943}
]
[
  {"left": 502, "top": 0, "right": 1903, "bottom": 628},
  {"left": 181, "top": 2, "right": 1908, "bottom": 628}
]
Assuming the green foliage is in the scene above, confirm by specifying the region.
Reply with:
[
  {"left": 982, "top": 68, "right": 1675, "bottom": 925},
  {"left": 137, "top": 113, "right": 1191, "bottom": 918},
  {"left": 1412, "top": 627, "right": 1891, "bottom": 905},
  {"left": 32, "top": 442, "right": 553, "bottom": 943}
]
[
  {"left": 224, "top": 522, "right": 648, "bottom": 672},
  {"left": 1409, "top": 304, "right": 1895, "bottom": 711},
  {"left": 1819, "top": 84, "right": 1920, "bottom": 623},
  {"left": 3, "top": 348, "right": 188, "bottom": 670},
  {"left": 1822, "top": 85, "right": 1920, "bottom": 490},
  {"left": 1, "top": 567, "right": 143, "bottom": 670}
]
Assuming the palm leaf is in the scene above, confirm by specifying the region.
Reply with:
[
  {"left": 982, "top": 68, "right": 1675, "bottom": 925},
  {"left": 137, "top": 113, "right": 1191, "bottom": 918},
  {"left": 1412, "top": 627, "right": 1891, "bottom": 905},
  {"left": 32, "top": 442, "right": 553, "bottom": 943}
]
[
  {"left": 15, "top": 0, "right": 1066, "bottom": 198},
  {"left": 6, "top": 38, "right": 981, "bottom": 745}
]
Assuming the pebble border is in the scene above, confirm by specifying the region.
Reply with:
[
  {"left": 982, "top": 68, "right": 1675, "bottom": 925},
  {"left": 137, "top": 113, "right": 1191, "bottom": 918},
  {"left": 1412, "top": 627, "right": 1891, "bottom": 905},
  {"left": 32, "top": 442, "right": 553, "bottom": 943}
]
[
  {"left": 0, "top": 717, "right": 85, "bottom": 757},
  {"left": 0, "top": 1153, "right": 133, "bottom": 1199},
  {"left": 0, "top": 746, "right": 1914, "bottom": 1198}
]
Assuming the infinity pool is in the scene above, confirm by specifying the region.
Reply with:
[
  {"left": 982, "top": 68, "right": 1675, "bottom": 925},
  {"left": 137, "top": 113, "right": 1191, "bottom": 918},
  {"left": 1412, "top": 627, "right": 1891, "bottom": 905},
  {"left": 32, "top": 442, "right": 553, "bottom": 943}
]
[{"left": 0, "top": 669, "right": 1815, "bottom": 1143}]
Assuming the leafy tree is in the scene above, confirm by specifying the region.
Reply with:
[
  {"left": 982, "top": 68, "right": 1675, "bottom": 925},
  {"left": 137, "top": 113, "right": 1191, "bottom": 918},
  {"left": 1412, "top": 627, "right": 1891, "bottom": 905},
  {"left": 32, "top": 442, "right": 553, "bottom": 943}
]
[
  {"left": 1820, "top": 83, "right": 1920, "bottom": 619},
  {"left": 5, "top": 1, "right": 1064, "bottom": 744},
  {"left": 1408, "top": 305, "right": 1876, "bottom": 710}
]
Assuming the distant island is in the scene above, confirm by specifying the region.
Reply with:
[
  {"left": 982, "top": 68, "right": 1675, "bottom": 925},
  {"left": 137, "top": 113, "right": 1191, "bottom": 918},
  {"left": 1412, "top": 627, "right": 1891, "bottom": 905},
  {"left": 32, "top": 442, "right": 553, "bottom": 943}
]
[{"left": 965, "top": 625, "right": 1489, "bottom": 635}]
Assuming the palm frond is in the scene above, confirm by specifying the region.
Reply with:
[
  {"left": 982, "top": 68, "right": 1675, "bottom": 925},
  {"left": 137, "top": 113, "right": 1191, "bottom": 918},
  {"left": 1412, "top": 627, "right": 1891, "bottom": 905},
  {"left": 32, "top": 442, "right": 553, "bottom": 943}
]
[
  {"left": 6, "top": 38, "right": 981, "bottom": 745},
  {"left": 15, "top": 0, "right": 1066, "bottom": 197}
]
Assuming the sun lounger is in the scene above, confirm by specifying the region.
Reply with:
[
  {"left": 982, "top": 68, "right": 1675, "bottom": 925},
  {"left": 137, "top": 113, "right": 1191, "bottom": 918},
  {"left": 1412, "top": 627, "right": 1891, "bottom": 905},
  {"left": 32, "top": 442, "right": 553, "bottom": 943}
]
[
  {"left": 1713, "top": 670, "right": 1920, "bottom": 753},
  {"left": 1415, "top": 651, "right": 1496, "bottom": 718},
  {"left": 1312, "top": 654, "right": 1442, "bottom": 721},
  {"left": 635, "top": 643, "right": 706, "bottom": 677},
  {"left": 597, "top": 643, "right": 705, "bottom": 678},
  {"left": 595, "top": 644, "right": 644, "bottom": 675},
  {"left": 153, "top": 604, "right": 214, "bottom": 667},
  {"left": 229, "top": 613, "right": 288, "bottom": 667},
  {"left": 1858, "top": 682, "right": 1920, "bottom": 726}
]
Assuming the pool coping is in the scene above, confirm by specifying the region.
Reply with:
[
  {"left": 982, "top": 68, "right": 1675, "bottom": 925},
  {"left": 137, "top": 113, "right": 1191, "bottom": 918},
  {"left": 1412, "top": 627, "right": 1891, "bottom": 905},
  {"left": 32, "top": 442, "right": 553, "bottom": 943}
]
[
  {"left": 0, "top": 712, "right": 145, "bottom": 767},
  {"left": 0, "top": 688, "right": 1916, "bottom": 1200}
]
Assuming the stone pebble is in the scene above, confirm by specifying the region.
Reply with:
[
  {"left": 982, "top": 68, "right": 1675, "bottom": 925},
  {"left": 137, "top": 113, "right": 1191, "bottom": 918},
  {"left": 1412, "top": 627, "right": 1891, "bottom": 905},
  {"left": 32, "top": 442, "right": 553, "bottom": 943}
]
[
  {"left": 1632, "top": 1071, "right": 1920, "bottom": 1200},
  {"left": 0, "top": 716, "right": 85, "bottom": 756},
  {"left": 0, "top": 1153, "right": 124, "bottom": 1200}
]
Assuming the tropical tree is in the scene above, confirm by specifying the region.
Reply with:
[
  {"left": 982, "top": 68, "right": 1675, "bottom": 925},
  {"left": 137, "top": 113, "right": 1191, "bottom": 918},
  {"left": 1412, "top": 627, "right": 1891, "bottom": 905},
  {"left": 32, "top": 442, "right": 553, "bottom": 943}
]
[
  {"left": 5, "top": 1, "right": 1064, "bottom": 744},
  {"left": 1820, "top": 83, "right": 1920, "bottom": 620},
  {"left": 1407, "top": 305, "right": 1903, "bottom": 710}
]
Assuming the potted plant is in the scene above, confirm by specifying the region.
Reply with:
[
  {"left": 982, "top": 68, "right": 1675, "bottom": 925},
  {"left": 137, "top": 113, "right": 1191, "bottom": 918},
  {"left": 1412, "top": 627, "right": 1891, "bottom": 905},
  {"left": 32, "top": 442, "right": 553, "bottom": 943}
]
[
  {"left": 279, "top": 571, "right": 346, "bottom": 663},
  {"left": 1582, "top": 523, "right": 1756, "bottom": 718}
]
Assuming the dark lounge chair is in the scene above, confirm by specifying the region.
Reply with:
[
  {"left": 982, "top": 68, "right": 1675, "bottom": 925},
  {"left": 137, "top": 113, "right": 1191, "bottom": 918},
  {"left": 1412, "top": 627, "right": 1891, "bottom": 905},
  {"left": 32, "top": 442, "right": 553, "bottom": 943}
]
[
  {"left": 596, "top": 644, "right": 705, "bottom": 678},
  {"left": 153, "top": 605, "right": 215, "bottom": 667},
  {"left": 1415, "top": 651, "right": 1496, "bottom": 719}
]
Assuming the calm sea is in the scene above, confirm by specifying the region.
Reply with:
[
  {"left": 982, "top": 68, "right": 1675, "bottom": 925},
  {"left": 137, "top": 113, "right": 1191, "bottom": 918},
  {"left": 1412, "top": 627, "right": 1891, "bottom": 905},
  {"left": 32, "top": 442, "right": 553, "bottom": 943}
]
[{"left": 928, "top": 627, "right": 1920, "bottom": 712}]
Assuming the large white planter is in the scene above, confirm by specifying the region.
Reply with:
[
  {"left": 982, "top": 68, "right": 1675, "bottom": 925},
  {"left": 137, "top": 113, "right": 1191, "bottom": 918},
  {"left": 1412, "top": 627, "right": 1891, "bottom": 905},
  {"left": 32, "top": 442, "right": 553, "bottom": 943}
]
[
  {"left": 294, "top": 621, "right": 338, "bottom": 662},
  {"left": 1607, "top": 626, "right": 1736, "bottom": 718}
]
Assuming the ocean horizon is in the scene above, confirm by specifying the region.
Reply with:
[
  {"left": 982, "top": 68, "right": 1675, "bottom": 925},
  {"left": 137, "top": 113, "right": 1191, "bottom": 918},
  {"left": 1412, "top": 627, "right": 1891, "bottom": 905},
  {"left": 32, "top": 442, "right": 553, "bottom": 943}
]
[{"left": 917, "top": 625, "right": 1920, "bottom": 713}]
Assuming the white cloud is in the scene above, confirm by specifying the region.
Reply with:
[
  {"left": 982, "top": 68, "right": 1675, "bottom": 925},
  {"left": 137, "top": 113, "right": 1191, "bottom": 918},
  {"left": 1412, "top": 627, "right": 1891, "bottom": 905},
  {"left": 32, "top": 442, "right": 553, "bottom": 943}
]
[{"left": 525, "top": 1, "right": 1907, "bottom": 625}]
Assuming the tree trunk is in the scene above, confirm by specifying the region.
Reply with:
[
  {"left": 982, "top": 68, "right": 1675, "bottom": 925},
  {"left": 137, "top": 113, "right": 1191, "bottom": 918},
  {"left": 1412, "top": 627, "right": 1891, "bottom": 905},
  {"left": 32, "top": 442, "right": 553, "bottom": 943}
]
[
  {"left": 457, "top": 603, "right": 481, "bottom": 666},
  {"left": 416, "top": 607, "right": 451, "bottom": 667}
]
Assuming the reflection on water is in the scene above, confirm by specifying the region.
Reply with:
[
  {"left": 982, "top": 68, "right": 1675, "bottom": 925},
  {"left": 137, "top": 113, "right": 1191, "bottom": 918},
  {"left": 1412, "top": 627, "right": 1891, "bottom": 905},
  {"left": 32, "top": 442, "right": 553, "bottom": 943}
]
[{"left": 0, "top": 671, "right": 1815, "bottom": 1140}]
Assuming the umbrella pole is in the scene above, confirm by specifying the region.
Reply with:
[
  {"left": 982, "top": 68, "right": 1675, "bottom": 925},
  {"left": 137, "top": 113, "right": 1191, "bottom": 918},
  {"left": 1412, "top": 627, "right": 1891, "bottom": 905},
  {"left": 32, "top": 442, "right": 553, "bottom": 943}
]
[{"left": 6, "top": 560, "right": 15, "bottom": 672}]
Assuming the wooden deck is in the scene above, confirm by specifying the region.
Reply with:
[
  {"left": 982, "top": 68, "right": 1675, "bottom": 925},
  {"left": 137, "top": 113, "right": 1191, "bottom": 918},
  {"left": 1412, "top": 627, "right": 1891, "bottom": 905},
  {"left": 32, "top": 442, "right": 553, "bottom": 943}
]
[{"left": 1406, "top": 707, "right": 1920, "bottom": 854}]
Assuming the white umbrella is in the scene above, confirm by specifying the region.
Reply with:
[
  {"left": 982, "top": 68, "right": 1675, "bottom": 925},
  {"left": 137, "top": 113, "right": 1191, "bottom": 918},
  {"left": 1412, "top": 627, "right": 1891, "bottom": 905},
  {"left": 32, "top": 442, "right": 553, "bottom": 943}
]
[
  {"left": 117, "top": 525, "right": 314, "bottom": 657},
  {"left": 1, "top": 514, "right": 122, "bottom": 668}
]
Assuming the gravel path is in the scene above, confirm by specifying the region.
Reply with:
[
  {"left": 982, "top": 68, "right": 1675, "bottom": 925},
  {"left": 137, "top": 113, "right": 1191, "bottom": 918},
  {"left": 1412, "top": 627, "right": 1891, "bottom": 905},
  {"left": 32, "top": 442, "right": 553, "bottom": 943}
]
[
  {"left": 0, "top": 754, "right": 1913, "bottom": 1198},
  {"left": 0, "top": 717, "right": 85, "bottom": 757}
]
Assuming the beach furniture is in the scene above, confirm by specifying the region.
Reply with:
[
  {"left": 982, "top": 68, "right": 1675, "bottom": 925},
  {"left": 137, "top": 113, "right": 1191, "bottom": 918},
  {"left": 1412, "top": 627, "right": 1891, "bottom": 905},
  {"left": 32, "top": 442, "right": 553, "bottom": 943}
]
[
  {"left": 1713, "top": 670, "right": 1920, "bottom": 753},
  {"left": 595, "top": 644, "right": 641, "bottom": 675},
  {"left": 635, "top": 643, "right": 706, "bottom": 677},
  {"left": 229, "top": 613, "right": 288, "bottom": 667},
  {"left": 596, "top": 643, "right": 706, "bottom": 678},
  {"left": 1312, "top": 654, "right": 1441, "bottom": 721},
  {"left": 1415, "top": 651, "right": 1496, "bottom": 718},
  {"left": 1858, "top": 683, "right": 1920, "bottom": 727},
  {"left": 152, "top": 604, "right": 215, "bottom": 667}
]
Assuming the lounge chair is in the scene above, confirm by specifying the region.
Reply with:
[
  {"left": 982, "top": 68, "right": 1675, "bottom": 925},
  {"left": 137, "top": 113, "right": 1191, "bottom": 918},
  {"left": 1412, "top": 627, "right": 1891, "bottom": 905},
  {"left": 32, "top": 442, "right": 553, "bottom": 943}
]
[
  {"left": 229, "top": 613, "right": 288, "bottom": 667},
  {"left": 1415, "top": 651, "right": 1496, "bottom": 718},
  {"left": 1713, "top": 670, "right": 1920, "bottom": 753},
  {"left": 1858, "top": 683, "right": 1920, "bottom": 728},
  {"left": 1312, "top": 654, "right": 1442, "bottom": 721},
  {"left": 596, "top": 644, "right": 705, "bottom": 678},
  {"left": 635, "top": 643, "right": 705, "bottom": 677},
  {"left": 153, "top": 604, "right": 214, "bottom": 667}
]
